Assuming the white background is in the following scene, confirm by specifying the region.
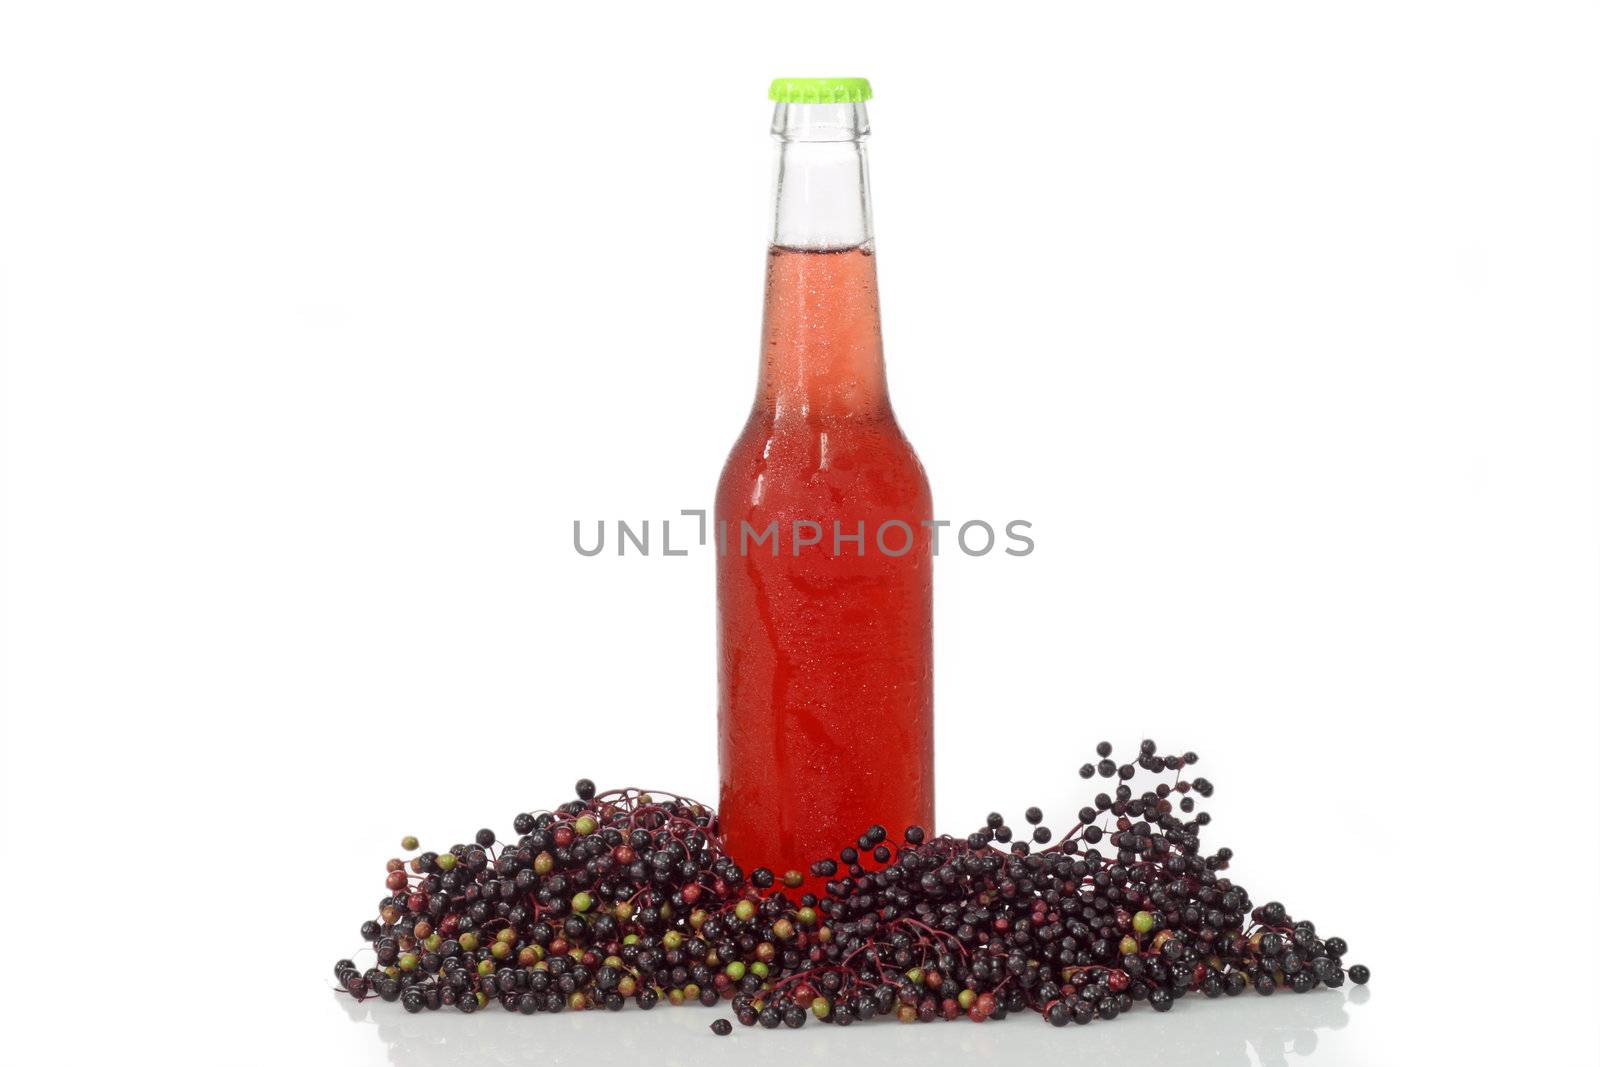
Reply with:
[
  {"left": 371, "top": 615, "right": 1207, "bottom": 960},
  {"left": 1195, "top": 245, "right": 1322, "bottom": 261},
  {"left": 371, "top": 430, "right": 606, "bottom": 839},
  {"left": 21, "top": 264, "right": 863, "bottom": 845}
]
[{"left": 3, "top": 2, "right": 1597, "bottom": 1064}]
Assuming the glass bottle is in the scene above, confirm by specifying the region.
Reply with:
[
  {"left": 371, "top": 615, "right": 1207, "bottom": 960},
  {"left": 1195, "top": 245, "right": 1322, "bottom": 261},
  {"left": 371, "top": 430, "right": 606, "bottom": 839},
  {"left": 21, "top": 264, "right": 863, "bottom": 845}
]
[{"left": 716, "top": 78, "right": 934, "bottom": 877}]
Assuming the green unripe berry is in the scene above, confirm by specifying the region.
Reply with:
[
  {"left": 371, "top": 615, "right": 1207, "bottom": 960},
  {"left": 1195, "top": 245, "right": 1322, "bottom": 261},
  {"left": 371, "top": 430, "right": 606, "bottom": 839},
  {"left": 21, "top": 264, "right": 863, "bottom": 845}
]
[
  {"left": 1133, "top": 910, "right": 1155, "bottom": 934},
  {"left": 400, "top": 835, "right": 419, "bottom": 851}
]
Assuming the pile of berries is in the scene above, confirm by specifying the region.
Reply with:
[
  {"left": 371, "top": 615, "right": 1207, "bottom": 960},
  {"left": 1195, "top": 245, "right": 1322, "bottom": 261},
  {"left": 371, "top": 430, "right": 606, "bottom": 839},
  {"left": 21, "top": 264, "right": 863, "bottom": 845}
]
[{"left": 332, "top": 742, "right": 1369, "bottom": 1033}]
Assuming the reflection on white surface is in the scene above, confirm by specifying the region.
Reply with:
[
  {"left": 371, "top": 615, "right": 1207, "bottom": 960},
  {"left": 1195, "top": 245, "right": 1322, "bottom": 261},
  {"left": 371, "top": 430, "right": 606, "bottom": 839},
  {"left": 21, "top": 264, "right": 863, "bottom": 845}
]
[{"left": 337, "top": 986, "right": 1371, "bottom": 1067}]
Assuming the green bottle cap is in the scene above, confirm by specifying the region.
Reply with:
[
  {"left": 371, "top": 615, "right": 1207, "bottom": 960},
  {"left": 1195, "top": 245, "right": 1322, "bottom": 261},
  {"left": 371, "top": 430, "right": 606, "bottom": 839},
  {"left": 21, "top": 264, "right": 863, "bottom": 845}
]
[{"left": 768, "top": 77, "right": 873, "bottom": 104}]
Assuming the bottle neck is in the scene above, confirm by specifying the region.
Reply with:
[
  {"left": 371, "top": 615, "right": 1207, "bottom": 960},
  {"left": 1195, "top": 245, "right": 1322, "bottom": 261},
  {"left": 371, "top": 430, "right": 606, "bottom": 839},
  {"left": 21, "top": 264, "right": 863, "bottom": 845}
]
[
  {"left": 770, "top": 102, "right": 874, "bottom": 251},
  {"left": 756, "top": 103, "right": 887, "bottom": 421}
]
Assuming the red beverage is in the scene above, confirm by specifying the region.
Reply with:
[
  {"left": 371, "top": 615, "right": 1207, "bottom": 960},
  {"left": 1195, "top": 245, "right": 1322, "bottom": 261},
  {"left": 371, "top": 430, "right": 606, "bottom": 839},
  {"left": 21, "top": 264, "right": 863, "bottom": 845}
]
[{"left": 716, "top": 79, "right": 933, "bottom": 877}]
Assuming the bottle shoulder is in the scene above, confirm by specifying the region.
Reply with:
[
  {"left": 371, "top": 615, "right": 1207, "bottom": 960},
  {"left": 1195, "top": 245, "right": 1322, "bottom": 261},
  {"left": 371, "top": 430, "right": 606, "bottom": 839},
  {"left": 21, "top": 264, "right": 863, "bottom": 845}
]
[
  {"left": 722, "top": 410, "right": 921, "bottom": 461},
  {"left": 717, "top": 410, "right": 931, "bottom": 515}
]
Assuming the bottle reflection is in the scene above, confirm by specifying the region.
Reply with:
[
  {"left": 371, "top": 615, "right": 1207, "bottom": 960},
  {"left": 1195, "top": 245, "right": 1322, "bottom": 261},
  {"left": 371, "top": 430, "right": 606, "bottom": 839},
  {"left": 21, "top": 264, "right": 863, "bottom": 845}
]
[{"left": 338, "top": 986, "right": 1370, "bottom": 1067}]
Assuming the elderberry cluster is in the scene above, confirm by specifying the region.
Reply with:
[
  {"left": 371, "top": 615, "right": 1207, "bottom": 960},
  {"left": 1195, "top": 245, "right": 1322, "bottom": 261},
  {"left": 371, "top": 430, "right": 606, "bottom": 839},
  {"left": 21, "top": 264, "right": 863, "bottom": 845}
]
[{"left": 332, "top": 746, "right": 1369, "bottom": 1034}]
